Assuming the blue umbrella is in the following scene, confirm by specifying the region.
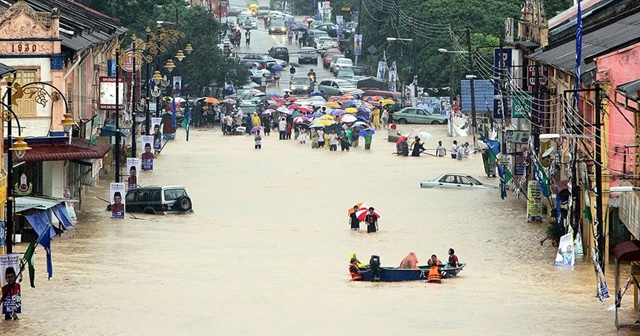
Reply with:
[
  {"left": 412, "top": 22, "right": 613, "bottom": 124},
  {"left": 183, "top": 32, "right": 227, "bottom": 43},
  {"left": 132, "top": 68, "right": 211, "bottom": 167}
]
[
  {"left": 309, "top": 91, "right": 324, "bottom": 97},
  {"left": 311, "top": 111, "right": 323, "bottom": 118},
  {"left": 331, "top": 109, "right": 345, "bottom": 116},
  {"left": 271, "top": 64, "right": 284, "bottom": 71},
  {"left": 267, "top": 93, "right": 281, "bottom": 98},
  {"left": 359, "top": 128, "right": 375, "bottom": 137},
  {"left": 356, "top": 115, "right": 370, "bottom": 123}
]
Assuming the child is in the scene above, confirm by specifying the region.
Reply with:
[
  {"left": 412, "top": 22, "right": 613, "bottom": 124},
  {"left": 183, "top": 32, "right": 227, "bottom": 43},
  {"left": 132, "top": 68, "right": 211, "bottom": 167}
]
[{"left": 254, "top": 130, "right": 262, "bottom": 149}]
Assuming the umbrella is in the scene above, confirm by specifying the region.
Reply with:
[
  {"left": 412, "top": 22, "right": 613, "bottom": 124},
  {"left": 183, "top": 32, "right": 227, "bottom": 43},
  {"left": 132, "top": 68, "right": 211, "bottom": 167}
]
[
  {"left": 324, "top": 124, "right": 344, "bottom": 135},
  {"left": 271, "top": 64, "right": 284, "bottom": 71},
  {"left": 250, "top": 97, "right": 262, "bottom": 103},
  {"left": 203, "top": 97, "right": 220, "bottom": 104},
  {"left": 289, "top": 62, "right": 300, "bottom": 68},
  {"left": 325, "top": 102, "right": 341, "bottom": 109},
  {"left": 244, "top": 26, "right": 253, "bottom": 31},
  {"left": 380, "top": 98, "right": 396, "bottom": 106},
  {"left": 299, "top": 106, "right": 311, "bottom": 113},
  {"left": 309, "top": 91, "right": 324, "bottom": 97},
  {"left": 288, "top": 104, "right": 300, "bottom": 110},
  {"left": 347, "top": 202, "right": 368, "bottom": 215},
  {"left": 311, "top": 111, "right": 323, "bottom": 117},
  {"left": 350, "top": 89, "right": 365, "bottom": 95},
  {"left": 351, "top": 121, "right": 369, "bottom": 131},
  {"left": 267, "top": 92, "right": 282, "bottom": 98},
  {"left": 331, "top": 109, "right": 345, "bottom": 116},
  {"left": 306, "top": 18, "right": 315, "bottom": 22},
  {"left": 277, "top": 106, "right": 290, "bottom": 113},
  {"left": 249, "top": 3, "right": 259, "bottom": 8},
  {"left": 286, "top": 97, "right": 298, "bottom": 102},
  {"left": 291, "top": 110, "right": 303, "bottom": 118},
  {"left": 268, "top": 104, "right": 280, "bottom": 109},
  {"left": 310, "top": 122, "right": 325, "bottom": 128},
  {"left": 308, "top": 95, "right": 326, "bottom": 102},
  {"left": 408, "top": 128, "right": 422, "bottom": 138},
  {"left": 356, "top": 208, "right": 381, "bottom": 221},
  {"left": 293, "top": 116, "right": 309, "bottom": 124},
  {"left": 339, "top": 95, "right": 355, "bottom": 101},
  {"left": 340, "top": 114, "right": 357, "bottom": 123},
  {"left": 396, "top": 135, "right": 408, "bottom": 144},
  {"left": 261, "top": 109, "right": 274, "bottom": 115},
  {"left": 345, "top": 107, "right": 358, "bottom": 114},
  {"left": 315, "top": 118, "right": 335, "bottom": 126},
  {"left": 359, "top": 128, "right": 375, "bottom": 137},
  {"left": 250, "top": 126, "right": 264, "bottom": 133},
  {"left": 223, "top": 98, "right": 237, "bottom": 104},
  {"left": 417, "top": 131, "right": 434, "bottom": 140}
]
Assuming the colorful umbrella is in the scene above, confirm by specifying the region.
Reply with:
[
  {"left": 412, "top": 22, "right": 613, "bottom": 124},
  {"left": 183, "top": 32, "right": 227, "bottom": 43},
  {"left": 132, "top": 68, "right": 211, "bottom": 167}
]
[
  {"left": 345, "top": 107, "right": 358, "bottom": 114},
  {"left": 267, "top": 93, "right": 282, "bottom": 98},
  {"left": 339, "top": 95, "right": 355, "bottom": 101},
  {"left": 359, "top": 128, "right": 375, "bottom": 137},
  {"left": 223, "top": 98, "right": 237, "bottom": 104},
  {"left": 287, "top": 97, "right": 298, "bottom": 102},
  {"left": 347, "top": 202, "right": 368, "bottom": 215},
  {"left": 299, "top": 106, "right": 311, "bottom": 113},
  {"left": 315, "top": 118, "right": 335, "bottom": 126},
  {"left": 261, "top": 109, "right": 275, "bottom": 115},
  {"left": 249, "top": 4, "right": 259, "bottom": 9},
  {"left": 396, "top": 135, "right": 408, "bottom": 144},
  {"left": 203, "top": 97, "right": 219, "bottom": 104},
  {"left": 311, "top": 111, "right": 323, "bottom": 118},
  {"left": 331, "top": 109, "right": 345, "bottom": 116},
  {"left": 310, "top": 122, "right": 325, "bottom": 128},
  {"left": 268, "top": 104, "right": 280, "bottom": 109},
  {"left": 356, "top": 207, "right": 381, "bottom": 221},
  {"left": 325, "top": 102, "right": 340, "bottom": 109},
  {"left": 277, "top": 106, "right": 290, "bottom": 113},
  {"left": 271, "top": 64, "right": 284, "bottom": 71},
  {"left": 250, "top": 126, "right": 264, "bottom": 133},
  {"left": 293, "top": 116, "right": 309, "bottom": 124}
]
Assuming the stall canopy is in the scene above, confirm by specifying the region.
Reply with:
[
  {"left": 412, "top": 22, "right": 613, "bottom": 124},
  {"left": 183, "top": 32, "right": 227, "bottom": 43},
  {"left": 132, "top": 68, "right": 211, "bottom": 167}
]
[
  {"left": 15, "top": 196, "right": 74, "bottom": 231},
  {"left": 613, "top": 240, "right": 640, "bottom": 262}
]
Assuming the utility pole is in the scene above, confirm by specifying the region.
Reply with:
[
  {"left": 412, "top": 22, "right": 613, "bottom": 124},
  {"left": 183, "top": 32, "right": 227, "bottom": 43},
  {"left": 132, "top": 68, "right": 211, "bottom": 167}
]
[
  {"left": 532, "top": 61, "right": 540, "bottom": 154},
  {"left": 499, "top": 38, "right": 507, "bottom": 155},
  {"left": 131, "top": 39, "right": 137, "bottom": 157},
  {"left": 145, "top": 29, "right": 151, "bottom": 135},
  {"left": 6, "top": 77, "right": 13, "bottom": 254},
  {"left": 412, "top": 27, "right": 418, "bottom": 101},
  {"left": 115, "top": 47, "right": 121, "bottom": 183},
  {"left": 595, "top": 83, "right": 604, "bottom": 274},
  {"left": 467, "top": 28, "right": 477, "bottom": 150}
]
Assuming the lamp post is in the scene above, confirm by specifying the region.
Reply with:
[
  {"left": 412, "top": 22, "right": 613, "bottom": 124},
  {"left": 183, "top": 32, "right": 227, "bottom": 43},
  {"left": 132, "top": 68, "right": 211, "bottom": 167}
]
[
  {"left": 437, "top": 48, "right": 476, "bottom": 144},
  {"left": 115, "top": 43, "right": 122, "bottom": 183},
  {"left": 3, "top": 76, "right": 31, "bottom": 254},
  {"left": 386, "top": 37, "right": 416, "bottom": 103}
]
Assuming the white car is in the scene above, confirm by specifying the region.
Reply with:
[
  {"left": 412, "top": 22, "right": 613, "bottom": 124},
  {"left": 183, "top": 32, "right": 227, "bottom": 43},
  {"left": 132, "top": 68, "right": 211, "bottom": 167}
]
[
  {"left": 316, "top": 37, "right": 338, "bottom": 50},
  {"left": 420, "top": 174, "right": 498, "bottom": 189},
  {"left": 333, "top": 58, "right": 353, "bottom": 74}
]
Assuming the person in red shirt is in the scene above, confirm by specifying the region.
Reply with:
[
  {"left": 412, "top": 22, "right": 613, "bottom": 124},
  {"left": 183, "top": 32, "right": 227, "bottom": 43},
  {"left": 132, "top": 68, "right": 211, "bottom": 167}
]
[{"left": 448, "top": 248, "right": 459, "bottom": 267}]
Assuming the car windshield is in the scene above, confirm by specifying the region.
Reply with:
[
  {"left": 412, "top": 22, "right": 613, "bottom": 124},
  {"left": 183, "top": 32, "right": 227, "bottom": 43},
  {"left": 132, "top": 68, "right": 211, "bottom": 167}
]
[
  {"left": 337, "top": 81, "right": 356, "bottom": 88},
  {"left": 467, "top": 176, "right": 482, "bottom": 185},
  {"left": 318, "top": 37, "right": 332, "bottom": 43},
  {"left": 291, "top": 77, "right": 309, "bottom": 85},
  {"left": 337, "top": 69, "right": 355, "bottom": 77},
  {"left": 164, "top": 189, "right": 186, "bottom": 201}
]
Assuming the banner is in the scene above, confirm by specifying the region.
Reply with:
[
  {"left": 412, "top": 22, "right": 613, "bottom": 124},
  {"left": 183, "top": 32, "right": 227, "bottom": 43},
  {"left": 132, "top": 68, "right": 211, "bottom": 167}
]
[
  {"left": 376, "top": 60, "right": 387, "bottom": 79},
  {"left": 0, "top": 254, "right": 21, "bottom": 316},
  {"left": 110, "top": 183, "right": 126, "bottom": 219},
  {"left": 527, "top": 180, "right": 542, "bottom": 222},
  {"left": 126, "top": 158, "right": 141, "bottom": 190},
  {"left": 353, "top": 34, "right": 362, "bottom": 56},
  {"left": 63, "top": 188, "right": 77, "bottom": 222},
  {"left": 388, "top": 61, "right": 397, "bottom": 92},
  {"left": 141, "top": 135, "right": 154, "bottom": 171},
  {"left": 553, "top": 233, "right": 574, "bottom": 267},
  {"left": 151, "top": 118, "right": 163, "bottom": 150}
]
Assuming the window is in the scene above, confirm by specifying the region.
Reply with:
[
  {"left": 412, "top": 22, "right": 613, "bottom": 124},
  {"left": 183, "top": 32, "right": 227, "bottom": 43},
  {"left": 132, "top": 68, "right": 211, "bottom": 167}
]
[
  {"left": 13, "top": 69, "right": 40, "bottom": 118},
  {"left": 135, "top": 190, "right": 148, "bottom": 202},
  {"left": 405, "top": 109, "right": 416, "bottom": 115},
  {"left": 164, "top": 189, "right": 186, "bottom": 201},
  {"left": 126, "top": 191, "right": 136, "bottom": 203},
  {"left": 148, "top": 190, "right": 161, "bottom": 202}
]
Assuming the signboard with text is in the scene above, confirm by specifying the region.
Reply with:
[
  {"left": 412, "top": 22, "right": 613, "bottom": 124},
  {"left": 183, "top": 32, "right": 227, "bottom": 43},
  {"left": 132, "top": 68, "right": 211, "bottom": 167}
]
[
  {"left": 493, "top": 48, "right": 512, "bottom": 119},
  {"left": 98, "top": 77, "right": 125, "bottom": 110}
]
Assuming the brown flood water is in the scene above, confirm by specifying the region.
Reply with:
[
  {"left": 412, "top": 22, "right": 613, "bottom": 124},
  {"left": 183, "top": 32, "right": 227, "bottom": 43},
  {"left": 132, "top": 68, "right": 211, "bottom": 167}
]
[{"left": 5, "top": 124, "right": 636, "bottom": 335}]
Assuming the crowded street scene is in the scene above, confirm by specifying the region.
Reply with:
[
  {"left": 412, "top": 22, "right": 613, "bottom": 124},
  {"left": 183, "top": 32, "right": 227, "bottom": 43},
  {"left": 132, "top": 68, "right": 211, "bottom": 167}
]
[{"left": 1, "top": 0, "right": 640, "bottom": 334}]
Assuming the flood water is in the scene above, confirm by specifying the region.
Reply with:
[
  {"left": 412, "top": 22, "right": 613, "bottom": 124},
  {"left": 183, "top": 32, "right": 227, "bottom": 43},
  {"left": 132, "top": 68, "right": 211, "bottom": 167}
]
[{"left": 5, "top": 125, "right": 635, "bottom": 335}]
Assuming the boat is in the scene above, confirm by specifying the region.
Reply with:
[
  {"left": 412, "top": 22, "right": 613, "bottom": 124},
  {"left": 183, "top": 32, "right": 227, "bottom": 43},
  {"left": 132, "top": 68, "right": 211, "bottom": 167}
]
[{"left": 358, "top": 264, "right": 466, "bottom": 282}]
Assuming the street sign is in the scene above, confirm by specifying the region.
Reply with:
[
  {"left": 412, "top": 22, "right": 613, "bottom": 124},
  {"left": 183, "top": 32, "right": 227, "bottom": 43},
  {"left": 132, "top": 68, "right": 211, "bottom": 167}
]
[
  {"left": 512, "top": 92, "right": 532, "bottom": 118},
  {"left": 493, "top": 48, "right": 512, "bottom": 119},
  {"left": 120, "top": 50, "right": 142, "bottom": 73},
  {"left": 527, "top": 65, "right": 548, "bottom": 86}
]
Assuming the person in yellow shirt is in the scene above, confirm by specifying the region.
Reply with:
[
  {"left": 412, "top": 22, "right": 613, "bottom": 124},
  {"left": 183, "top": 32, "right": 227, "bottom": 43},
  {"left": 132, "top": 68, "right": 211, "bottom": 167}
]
[{"left": 372, "top": 107, "right": 381, "bottom": 130}]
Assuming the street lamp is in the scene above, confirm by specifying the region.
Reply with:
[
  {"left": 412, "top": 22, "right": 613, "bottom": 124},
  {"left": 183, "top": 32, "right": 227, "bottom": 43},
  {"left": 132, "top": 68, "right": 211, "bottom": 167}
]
[
  {"left": 60, "top": 113, "right": 76, "bottom": 144},
  {"left": 2, "top": 76, "right": 31, "bottom": 254},
  {"left": 387, "top": 37, "right": 417, "bottom": 103}
]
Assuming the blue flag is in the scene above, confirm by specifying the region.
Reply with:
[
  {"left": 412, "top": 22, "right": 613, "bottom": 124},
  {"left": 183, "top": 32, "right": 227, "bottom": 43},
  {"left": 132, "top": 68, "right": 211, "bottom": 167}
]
[
  {"left": 170, "top": 97, "right": 177, "bottom": 127},
  {"left": 574, "top": 0, "right": 583, "bottom": 106},
  {"left": 37, "top": 225, "right": 53, "bottom": 280}
]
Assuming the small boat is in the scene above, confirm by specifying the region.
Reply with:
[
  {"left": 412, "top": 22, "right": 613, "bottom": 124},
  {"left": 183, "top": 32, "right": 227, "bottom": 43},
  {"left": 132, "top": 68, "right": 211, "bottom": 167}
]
[{"left": 358, "top": 264, "right": 466, "bottom": 282}]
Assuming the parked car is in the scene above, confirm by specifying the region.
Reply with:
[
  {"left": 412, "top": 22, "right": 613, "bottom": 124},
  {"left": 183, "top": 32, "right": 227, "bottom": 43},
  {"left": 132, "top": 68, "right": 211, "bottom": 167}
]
[
  {"left": 392, "top": 107, "right": 448, "bottom": 124},
  {"left": 323, "top": 50, "right": 342, "bottom": 68},
  {"left": 420, "top": 174, "right": 497, "bottom": 189},
  {"left": 351, "top": 66, "right": 368, "bottom": 77},
  {"left": 298, "top": 47, "right": 318, "bottom": 64},
  {"left": 318, "top": 79, "right": 357, "bottom": 96},
  {"left": 344, "top": 22, "right": 358, "bottom": 34},
  {"left": 332, "top": 58, "right": 353, "bottom": 73},
  {"left": 268, "top": 19, "right": 287, "bottom": 34},
  {"left": 241, "top": 54, "right": 285, "bottom": 69},
  {"left": 316, "top": 37, "right": 338, "bottom": 50},
  {"left": 314, "top": 22, "right": 338, "bottom": 37},
  {"left": 289, "top": 76, "right": 312, "bottom": 95},
  {"left": 308, "top": 29, "right": 330, "bottom": 47},
  {"left": 268, "top": 46, "right": 289, "bottom": 63},
  {"left": 335, "top": 68, "right": 355, "bottom": 80},
  {"left": 125, "top": 185, "right": 193, "bottom": 214}
]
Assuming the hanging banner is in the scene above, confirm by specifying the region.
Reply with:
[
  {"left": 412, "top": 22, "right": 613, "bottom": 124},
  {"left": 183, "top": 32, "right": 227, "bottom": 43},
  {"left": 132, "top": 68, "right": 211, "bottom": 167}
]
[
  {"left": 0, "top": 254, "right": 21, "bottom": 316},
  {"left": 527, "top": 180, "right": 543, "bottom": 222},
  {"left": 126, "top": 158, "right": 141, "bottom": 190},
  {"left": 63, "top": 188, "right": 77, "bottom": 222},
  {"left": 110, "top": 183, "right": 126, "bottom": 219},
  {"left": 353, "top": 34, "right": 362, "bottom": 56},
  {"left": 574, "top": 230, "right": 584, "bottom": 255},
  {"left": 376, "top": 60, "right": 387, "bottom": 79},
  {"left": 141, "top": 135, "right": 154, "bottom": 171},
  {"left": 553, "top": 233, "right": 575, "bottom": 266},
  {"left": 493, "top": 48, "right": 512, "bottom": 119},
  {"left": 388, "top": 61, "right": 397, "bottom": 92},
  {"left": 151, "top": 118, "right": 163, "bottom": 150}
]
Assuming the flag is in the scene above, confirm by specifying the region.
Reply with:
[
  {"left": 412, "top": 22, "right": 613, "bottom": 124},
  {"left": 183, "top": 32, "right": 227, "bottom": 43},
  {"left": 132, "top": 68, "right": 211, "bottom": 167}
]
[
  {"left": 180, "top": 108, "right": 192, "bottom": 141},
  {"left": 170, "top": 97, "right": 177, "bottom": 127},
  {"left": 497, "top": 164, "right": 513, "bottom": 199},
  {"left": 481, "top": 136, "right": 500, "bottom": 164},
  {"left": 574, "top": 0, "right": 583, "bottom": 106},
  {"left": 21, "top": 241, "right": 37, "bottom": 288},
  {"left": 532, "top": 155, "right": 551, "bottom": 198},
  {"left": 37, "top": 225, "right": 53, "bottom": 280}
]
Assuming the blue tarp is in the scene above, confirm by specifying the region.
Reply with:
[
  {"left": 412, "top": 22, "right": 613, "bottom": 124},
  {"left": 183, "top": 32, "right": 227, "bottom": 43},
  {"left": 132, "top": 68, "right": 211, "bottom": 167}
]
[
  {"left": 25, "top": 210, "right": 56, "bottom": 237},
  {"left": 52, "top": 203, "right": 73, "bottom": 229}
]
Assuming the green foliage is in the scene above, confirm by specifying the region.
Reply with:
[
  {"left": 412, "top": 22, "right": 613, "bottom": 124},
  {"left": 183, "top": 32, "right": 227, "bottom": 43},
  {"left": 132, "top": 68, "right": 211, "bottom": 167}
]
[{"left": 77, "top": 0, "right": 249, "bottom": 95}]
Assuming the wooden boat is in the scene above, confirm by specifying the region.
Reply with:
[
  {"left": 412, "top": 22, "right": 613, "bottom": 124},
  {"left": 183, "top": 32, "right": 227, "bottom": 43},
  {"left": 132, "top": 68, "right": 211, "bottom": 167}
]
[{"left": 358, "top": 263, "right": 465, "bottom": 282}]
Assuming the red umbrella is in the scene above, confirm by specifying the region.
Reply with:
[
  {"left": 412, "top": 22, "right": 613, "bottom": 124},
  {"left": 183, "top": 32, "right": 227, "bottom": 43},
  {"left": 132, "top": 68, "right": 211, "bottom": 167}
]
[
  {"left": 293, "top": 116, "right": 309, "bottom": 124},
  {"left": 396, "top": 135, "right": 407, "bottom": 144},
  {"left": 299, "top": 106, "right": 311, "bottom": 113},
  {"left": 287, "top": 97, "right": 298, "bottom": 102},
  {"left": 288, "top": 104, "right": 300, "bottom": 110},
  {"left": 356, "top": 208, "right": 380, "bottom": 221},
  {"left": 268, "top": 104, "right": 280, "bottom": 109}
]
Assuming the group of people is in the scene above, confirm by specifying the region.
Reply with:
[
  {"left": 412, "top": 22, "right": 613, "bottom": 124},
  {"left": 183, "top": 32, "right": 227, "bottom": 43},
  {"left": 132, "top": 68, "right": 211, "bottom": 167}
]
[
  {"left": 450, "top": 140, "right": 472, "bottom": 160},
  {"left": 395, "top": 138, "right": 472, "bottom": 159},
  {"left": 348, "top": 206, "right": 379, "bottom": 233},
  {"left": 349, "top": 249, "right": 460, "bottom": 283}
]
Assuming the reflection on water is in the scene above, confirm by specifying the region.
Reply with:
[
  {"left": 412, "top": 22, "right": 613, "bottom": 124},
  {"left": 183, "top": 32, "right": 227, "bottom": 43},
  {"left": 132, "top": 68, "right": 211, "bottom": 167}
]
[{"left": 4, "top": 126, "right": 632, "bottom": 335}]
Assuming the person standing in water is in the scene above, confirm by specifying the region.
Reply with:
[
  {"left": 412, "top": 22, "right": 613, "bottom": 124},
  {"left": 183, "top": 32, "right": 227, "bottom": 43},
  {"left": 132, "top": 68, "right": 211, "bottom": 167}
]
[{"left": 349, "top": 205, "right": 360, "bottom": 231}]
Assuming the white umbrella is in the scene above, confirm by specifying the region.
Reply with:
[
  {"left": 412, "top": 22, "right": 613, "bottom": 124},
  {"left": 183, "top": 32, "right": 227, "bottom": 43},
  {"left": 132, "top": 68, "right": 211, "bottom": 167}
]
[
  {"left": 277, "top": 106, "right": 290, "bottom": 113},
  {"left": 417, "top": 131, "right": 433, "bottom": 140},
  {"left": 308, "top": 96, "right": 326, "bottom": 102},
  {"left": 341, "top": 114, "right": 357, "bottom": 123},
  {"left": 350, "top": 89, "right": 365, "bottom": 95}
]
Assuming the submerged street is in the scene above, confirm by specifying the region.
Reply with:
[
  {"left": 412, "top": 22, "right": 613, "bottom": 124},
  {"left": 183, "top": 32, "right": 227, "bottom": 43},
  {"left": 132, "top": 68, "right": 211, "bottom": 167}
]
[{"left": 6, "top": 123, "right": 629, "bottom": 335}]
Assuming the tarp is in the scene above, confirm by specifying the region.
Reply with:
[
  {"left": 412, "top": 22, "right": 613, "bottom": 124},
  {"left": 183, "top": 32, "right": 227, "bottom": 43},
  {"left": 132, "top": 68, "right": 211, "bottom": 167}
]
[
  {"left": 52, "top": 203, "right": 73, "bottom": 229},
  {"left": 25, "top": 210, "right": 56, "bottom": 238}
]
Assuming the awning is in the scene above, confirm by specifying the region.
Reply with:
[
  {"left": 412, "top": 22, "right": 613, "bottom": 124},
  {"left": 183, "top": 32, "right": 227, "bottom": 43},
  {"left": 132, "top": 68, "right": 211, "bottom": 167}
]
[
  {"left": 25, "top": 209, "right": 57, "bottom": 238},
  {"left": 0, "top": 63, "right": 15, "bottom": 77},
  {"left": 14, "top": 196, "right": 66, "bottom": 213},
  {"left": 613, "top": 240, "right": 640, "bottom": 262},
  {"left": 615, "top": 79, "right": 640, "bottom": 101},
  {"left": 14, "top": 139, "right": 111, "bottom": 163}
]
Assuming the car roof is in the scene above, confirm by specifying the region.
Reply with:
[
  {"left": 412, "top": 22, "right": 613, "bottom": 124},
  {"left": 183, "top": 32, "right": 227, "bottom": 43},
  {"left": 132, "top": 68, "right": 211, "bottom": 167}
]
[
  {"left": 301, "top": 47, "right": 316, "bottom": 51},
  {"left": 132, "top": 185, "right": 187, "bottom": 190},
  {"left": 334, "top": 79, "right": 353, "bottom": 84}
]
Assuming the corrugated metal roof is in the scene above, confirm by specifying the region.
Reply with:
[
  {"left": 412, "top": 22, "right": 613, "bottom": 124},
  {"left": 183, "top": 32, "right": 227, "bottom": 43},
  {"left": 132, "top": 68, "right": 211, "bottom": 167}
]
[
  {"left": 6, "top": 138, "right": 111, "bottom": 163},
  {"left": 529, "top": 10, "right": 640, "bottom": 75},
  {"left": 0, "top": 62, "right": 15, "bottom": 77},
  {"left": 14, "top": 196, "right": 64, "bottom": 213},
  {"left": 616, "top": 79, "right": 640, "bottom": 100},
  {"left": 0, "top": 0, "right": 127, "bottom": 52}
]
